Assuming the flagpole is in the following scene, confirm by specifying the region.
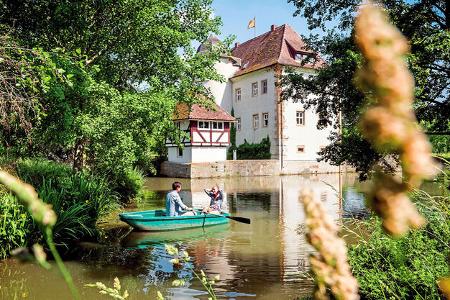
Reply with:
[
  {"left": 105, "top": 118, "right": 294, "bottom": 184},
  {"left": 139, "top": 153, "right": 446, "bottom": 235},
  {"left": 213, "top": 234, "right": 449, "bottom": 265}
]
[{"left": 254, "top": 16, "right": 256, "bottom": 38}]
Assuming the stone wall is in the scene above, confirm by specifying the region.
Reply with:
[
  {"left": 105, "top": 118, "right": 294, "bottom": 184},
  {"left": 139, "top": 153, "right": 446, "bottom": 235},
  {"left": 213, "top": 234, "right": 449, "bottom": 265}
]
[{"left": 160, "top": 160, "right": 352, "bottom": 178}]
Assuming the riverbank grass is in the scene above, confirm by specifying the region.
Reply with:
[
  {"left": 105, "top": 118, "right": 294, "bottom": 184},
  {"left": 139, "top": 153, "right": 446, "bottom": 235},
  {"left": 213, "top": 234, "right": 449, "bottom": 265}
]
[
  {"left": 0, "top": 158, "right": 122, "bottom": 258},
  {"left": 348, "top": 191, "right": 449, "bottom": 299}
]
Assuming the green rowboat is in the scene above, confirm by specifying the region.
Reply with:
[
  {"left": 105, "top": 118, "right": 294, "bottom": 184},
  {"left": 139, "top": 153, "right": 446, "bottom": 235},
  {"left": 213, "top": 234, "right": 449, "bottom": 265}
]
[{"left": 119, "top": 209, "right": 230, "bottom": 231}]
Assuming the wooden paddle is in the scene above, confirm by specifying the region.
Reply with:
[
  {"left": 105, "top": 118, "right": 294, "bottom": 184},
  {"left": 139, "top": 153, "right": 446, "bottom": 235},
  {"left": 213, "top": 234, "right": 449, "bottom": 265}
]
[
  {"left": 205, "top": 212, "right": 251, "bottom": 224},
  {"left": 225, "top": 215, "right": 251, "bottom": 224}
]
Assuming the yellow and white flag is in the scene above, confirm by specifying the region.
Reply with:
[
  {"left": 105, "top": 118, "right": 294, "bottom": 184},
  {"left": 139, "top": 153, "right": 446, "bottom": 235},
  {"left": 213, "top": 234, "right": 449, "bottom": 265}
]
[{"left": 248, "top": 17, "right": 255, "bottom": 29}]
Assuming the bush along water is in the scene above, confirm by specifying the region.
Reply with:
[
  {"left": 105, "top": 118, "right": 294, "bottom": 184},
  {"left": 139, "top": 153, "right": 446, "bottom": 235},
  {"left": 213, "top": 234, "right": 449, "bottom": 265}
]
[
  {"left": 348, "top": 192, "right": 449, "bottom": 299},
  {"left": 0, "top": 193, "right": 31, "bottom": 259},
  {"left": 0, "top": 158, "right": 121, "bottom": 255},
  {"left": 231, "top": 136, "right": 271, "bottom": 160}
]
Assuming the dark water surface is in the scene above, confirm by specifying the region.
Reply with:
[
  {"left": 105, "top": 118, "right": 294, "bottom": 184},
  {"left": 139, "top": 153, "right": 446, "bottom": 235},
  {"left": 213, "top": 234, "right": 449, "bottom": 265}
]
[{"left": 0, "top": 173, "right": 446, "bottom": 300}]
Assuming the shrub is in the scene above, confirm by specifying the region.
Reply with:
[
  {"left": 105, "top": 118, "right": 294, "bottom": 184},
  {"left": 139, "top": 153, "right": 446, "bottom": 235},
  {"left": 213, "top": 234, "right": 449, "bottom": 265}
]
[
  {"left": 0, "top": 193, "right": 30, "bottom": 259},
  {"left": 114, "top": 168, "right": 144, "bottom": 200},
  {"left": 235, "top": 136, "right": 271, "bottom": 160},
  {"left": 348, "top": 192, "right": 449, "bottom": 299},
  {"left": 15, "top": 158, "right": 119, "bottom": 247},
  {"left": 429, "top": 135, "right": 450, "bottom": 154}
]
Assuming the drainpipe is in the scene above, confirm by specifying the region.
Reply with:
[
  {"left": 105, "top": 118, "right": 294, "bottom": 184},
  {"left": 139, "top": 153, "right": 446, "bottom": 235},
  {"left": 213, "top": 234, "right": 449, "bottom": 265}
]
[
  {"left": 275, "top": 65, "right": 284, "bottom": 172},
  {"left": 280, "top": 99, "right": 284, "bottom": 172}
]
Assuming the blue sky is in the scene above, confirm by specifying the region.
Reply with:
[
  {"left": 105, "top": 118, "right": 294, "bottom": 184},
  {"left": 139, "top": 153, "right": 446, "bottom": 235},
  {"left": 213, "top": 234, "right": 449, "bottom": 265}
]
[{"left": 212, "top": 0, "right": 311, "bottom": 43}]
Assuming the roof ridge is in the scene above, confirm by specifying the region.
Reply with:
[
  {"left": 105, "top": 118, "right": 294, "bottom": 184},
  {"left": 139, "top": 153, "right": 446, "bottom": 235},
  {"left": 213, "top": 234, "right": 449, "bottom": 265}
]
[
  {"left": 234, "top": 24, "right": 286, "bottom": 49},
  {"left": 276, "top": 24, "right": 288, "bottom": 64}
]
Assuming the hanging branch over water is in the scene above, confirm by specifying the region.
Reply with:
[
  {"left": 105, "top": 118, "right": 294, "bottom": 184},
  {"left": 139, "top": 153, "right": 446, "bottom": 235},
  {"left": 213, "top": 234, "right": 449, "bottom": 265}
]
[
  {"left": 0, "top": 34, "right": 40, "bottom": 135},
  {"left": 354, "top": 2, "right": 439, "bottom": 236}
]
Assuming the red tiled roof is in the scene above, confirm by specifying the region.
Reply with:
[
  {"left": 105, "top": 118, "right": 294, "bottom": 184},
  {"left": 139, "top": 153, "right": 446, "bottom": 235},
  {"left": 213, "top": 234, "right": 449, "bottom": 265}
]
[
  {"left": 173, "top": 102, "right": 235, "bottom": 121},
  {"left": 231, "top": 24, "right": 325, "bottom": 77}
]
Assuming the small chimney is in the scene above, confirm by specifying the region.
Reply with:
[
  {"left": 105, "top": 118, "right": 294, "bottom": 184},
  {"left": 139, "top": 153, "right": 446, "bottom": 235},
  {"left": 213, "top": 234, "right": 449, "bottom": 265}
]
[
  {"left": 271, "top": 24, "right": 276, "bottom": 31},
  {"left": 234, "top": 42, "right": 240, "bottom": 48}
]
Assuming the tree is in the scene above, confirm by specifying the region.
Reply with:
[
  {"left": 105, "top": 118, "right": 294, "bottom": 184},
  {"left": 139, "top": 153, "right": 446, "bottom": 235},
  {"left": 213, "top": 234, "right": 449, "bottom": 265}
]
[
  {"left": 283, "top": 0, "right": 449, "bottom": 178},
  {"left": 0, "top": 0, "right": 226, "bottom": 193},
  {"left": 0, "top": 0, "right": 222, "bottom": 91}
]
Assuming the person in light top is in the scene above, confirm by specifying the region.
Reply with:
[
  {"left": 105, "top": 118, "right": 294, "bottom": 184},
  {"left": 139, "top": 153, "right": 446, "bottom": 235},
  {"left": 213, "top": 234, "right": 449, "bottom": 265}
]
[
  {"left": 202, "top": 185, "right": 223, "bottom": 215},
  {"left": 166, "top": 182, "right": 195, "bottom": 216}
]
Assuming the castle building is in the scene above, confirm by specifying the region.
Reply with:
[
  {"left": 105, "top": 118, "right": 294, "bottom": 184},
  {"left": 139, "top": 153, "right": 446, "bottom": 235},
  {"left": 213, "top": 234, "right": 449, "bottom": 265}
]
[{"left": 164, "top": 24, "right": 337, "bottom": 176}]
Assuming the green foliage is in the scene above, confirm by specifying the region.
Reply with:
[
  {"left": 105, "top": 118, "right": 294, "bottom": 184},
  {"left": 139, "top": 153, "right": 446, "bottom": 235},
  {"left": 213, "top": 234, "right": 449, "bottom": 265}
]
[
  {"left": 235, "top": 136, "right": 271, "bottom": 160},
  {"left": 115, "top": 168, "right": 145, "bottom": 200},
  {"left": 79, "top": 84, "right": 175, "bottom": 187},
  {"left": 0, "top": 193, "right": 30, "bottom": 259},
  {"left": 348, "top": 193, "right": 450, "bottom": 299},
  {"left": 227, "top": 108, "right": 237, "bottom": 160},
  {"left": 0, "top": 0, "right": 227, "bottom": 192},
  {"left": 0, "top": 0, "right": 222, "bottom": 91},
  {"left": 429, "top": 135, "right": 450, "bottom": 154},
  {"left": 15, "top": 158, "right": 119, "bottom": 247},
  {"left": 284, "top": 0, "right": 449, "bottom": 177}
]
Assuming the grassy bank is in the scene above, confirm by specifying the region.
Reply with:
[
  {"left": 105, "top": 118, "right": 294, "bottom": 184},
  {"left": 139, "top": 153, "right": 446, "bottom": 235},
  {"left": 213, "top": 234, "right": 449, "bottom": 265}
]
[
  {"left": 0, "top": 158, "right": 141, "bottom": 259},
  {"left": 348, "top": 191, "right": 449, "bottom": 299}
]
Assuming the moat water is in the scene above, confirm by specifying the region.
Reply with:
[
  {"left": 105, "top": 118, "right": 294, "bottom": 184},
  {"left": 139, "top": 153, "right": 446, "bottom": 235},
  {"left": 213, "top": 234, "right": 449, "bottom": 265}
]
[{"left": 0, "top": 173, "right": 447, "bottom": 300}]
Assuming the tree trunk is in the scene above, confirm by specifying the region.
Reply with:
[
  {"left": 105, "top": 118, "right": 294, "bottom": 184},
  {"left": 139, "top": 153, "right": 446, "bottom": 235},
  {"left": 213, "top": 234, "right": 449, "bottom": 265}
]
[{"left": 73, "top": 138, "right": 86, "bottom": 171}]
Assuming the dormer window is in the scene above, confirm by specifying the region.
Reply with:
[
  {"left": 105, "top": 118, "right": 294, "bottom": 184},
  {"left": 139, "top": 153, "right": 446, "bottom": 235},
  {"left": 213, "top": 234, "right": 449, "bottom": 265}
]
[{"left": 295, "top": 52, "right": 304, "bottom": 62}]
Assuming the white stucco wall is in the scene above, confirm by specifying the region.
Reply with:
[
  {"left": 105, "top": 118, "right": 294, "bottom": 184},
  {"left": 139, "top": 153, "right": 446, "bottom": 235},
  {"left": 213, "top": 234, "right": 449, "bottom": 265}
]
[
  {"left": 200, "top": 58, "right": 335, "bottom": 164},
  {"left": 204, "top": 57, "right": 240, "bottom": 113},
  {"left": 231, "top": 68, "right": 278, "bottom": 155},
  {"left": 167, "top": 146, "right": 192, "bottom": 163},
  {"left": 282, "top": 100, "right": 333, "bottom": 161},
  {"left": 281, "top": 68, "right": 334, "bottom": 161},
  {"left": 191, "top": 147, "right": 227, "bottom": 163},
  {"left": 229, "top": 67, "right": 334, "bottom": 162},
  {"left": 167, "top": 146, "right": 227, "bottom": 163}
]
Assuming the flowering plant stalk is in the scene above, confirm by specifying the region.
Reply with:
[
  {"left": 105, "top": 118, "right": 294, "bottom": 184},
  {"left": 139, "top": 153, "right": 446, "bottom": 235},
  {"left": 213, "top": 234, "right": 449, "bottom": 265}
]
[
  {"left": 164, "top": 244, "right": 220, "bottom": 300},
  {"left": 300, "top": 189, "right": 359, "bottom": 300},
  {"left": 355, "top": 2, "right": 438, "bottom": 236},
  {"left": 0, "top": 171, "right": 79, "bottom": 300},
  {"left": 354, "top": 2, "right": 448, "bottom": 297}
]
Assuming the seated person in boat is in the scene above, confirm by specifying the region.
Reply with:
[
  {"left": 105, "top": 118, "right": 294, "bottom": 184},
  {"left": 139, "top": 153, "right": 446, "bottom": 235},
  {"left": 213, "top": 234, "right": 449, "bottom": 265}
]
[
  {"left": 166, "top": 182, "right": 195, "bottom": 216},
  {"left": 202, "top": 185, "right": 223, "bottom": 215}
]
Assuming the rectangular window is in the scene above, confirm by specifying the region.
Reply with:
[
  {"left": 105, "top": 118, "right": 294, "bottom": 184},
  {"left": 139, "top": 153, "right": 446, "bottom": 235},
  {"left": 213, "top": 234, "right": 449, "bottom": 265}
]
[
  {"left": 198, "top": 121, "right": 210, "bottom": 129},
  {"left": 236, "top": 118, "right": 241, "bottom": 131},
  {"left": 296, "top": 111, "right": 305, "bottom": 126},
  {"left": 235, "top": 88, "right": 241, "bottom": 101},
  {"left": 253, "top": 114, "right": 259, "bottom": 129},
  {"left": 178, "top": 147, "right": 183, "bottom": 157},
  {"left": 251, "top": 82, "right": 258, "bottom": 97},
  {"left": 212, "top": 122, "right": 223, "bottom": 130},
  {"left": 262, "top": 112, "right": 269, "bottom": 127},
  {"left": 261, "top": 79, "right": 268, "bottom": 94},
  {"left": 297, "top": 145, "right": 305, "bottom": 153},
  {"left": 175, "top": 121, "right": 181, "bottom": 129}
]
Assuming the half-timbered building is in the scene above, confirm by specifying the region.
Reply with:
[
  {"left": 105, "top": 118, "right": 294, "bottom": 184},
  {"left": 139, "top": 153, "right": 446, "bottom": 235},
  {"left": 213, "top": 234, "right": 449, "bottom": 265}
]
[{"left": 166, "top": 103, "right": 235, "bottom": 163}]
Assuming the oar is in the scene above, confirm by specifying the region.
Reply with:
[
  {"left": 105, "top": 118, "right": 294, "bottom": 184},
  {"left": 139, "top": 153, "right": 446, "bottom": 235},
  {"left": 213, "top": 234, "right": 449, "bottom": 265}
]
[
  {"left": 206, "top": 213, "right": 251, "bottom": 224},
  {"left": 225, "top": 215, "right": 251, "bottom": 224}
]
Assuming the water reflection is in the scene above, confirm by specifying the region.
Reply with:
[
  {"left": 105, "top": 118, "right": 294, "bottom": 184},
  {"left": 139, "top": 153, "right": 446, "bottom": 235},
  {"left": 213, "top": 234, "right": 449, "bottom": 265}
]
[
  {"left": 0, "top": 173, "right": 381, "bottom": 299},
  {"left": 130, "top": 173, "right": 365, "bottom": 299}
]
